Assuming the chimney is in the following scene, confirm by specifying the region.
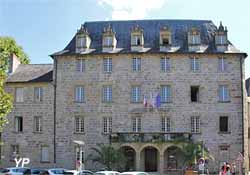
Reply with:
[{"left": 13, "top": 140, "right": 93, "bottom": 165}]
[{"left": 8, "top": 53, "right": 20, "bottom": 74}]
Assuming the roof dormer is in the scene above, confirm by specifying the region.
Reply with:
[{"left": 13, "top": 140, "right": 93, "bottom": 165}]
[
  {"left": 102, "top": 24, "right": 117, "bottom": 52},
  {"left": 160, "top": 26, "right": 171, "bottom": 51},
  {"left": 131, "top": 25, "right": 144, "bottom": 51},
  {"left": 215, "top": 22, "right": 228, "bottom": 52},
  {"left": 75, "top": 25, "right": 91, "bottom": 53},
  {"left": 188, "top": 27, "right": 201, "bottom": 52}
]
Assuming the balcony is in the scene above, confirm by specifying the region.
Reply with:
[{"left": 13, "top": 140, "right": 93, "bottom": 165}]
[{"left": 110, "top": 132, "right": 192, "bottom": 143}]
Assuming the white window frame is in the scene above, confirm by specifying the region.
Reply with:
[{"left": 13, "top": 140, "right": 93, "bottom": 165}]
[
  {"left": 218, "top": 57, "right": 226, "bottom": 72},
  {"left": 11, "top": 145, "right": 19, "bottom": 158},
  {"left": 75, "top": 86, "right": 85, "bottom": 103},
  {"left": 15, "top": 87, "right": 24, "bottom": 102},
  {"left": 132, "top": 58, "right": 141, "bottom": 72},
  {"left": 219, "top": 85, "right": 230, "bottom": 102},
  {"left": 103, "top": 58, "right": 112, "bottom": 73},
  {"left": 75, "top": 116, "right": 84, "bottom": 133},
  {"left": 34, "top": 87, "right": 43, "bottom": 102},
  {"left": 190, "top": 57, "right": 200, "bottom": 71},
  {"left": 75, "top": 147, "right": 84, "bottom": 166},
  {"left": 41, "top": 146, "right": 49, "bottom": 162},
  {"left": 14, "top": 116, "right": 23, "bottom": 132},
  {"left": 104, "top": 36, "right": 113, "bottom": 47},
  {"left": 190, "top": 35, "right": 200, "bottom": 45},
  {"left": 161, "top": 57, "right": 170, "bottom": 72},
  {"left": 76, "top": 59, "right": 85, "bottom": 72},
  {"left": 77, "top": 36, "right": 86, "bottom": 48},
  {"left": 160, "top": 85, "right": 171, "bottom": 103},
  {"left": 161, "top": 117, "right": 171, "bottom": 132},
  {"left": 102, "top": 86, "right": 112, "bottom": 102},
  {"left": 34, "top": 116, "right": 42, "bottom": 132},
  {"left": 103, "top": 117, "right": 112, "bottom": 133},
  {"left": 191, "top": 116, "right": 200, "bottom": 133},
  {"left": 132, "top": 117, "right": 141, "bottom": 132},
  {"left": 131, "top": 86, "right": 141, "bottom": 103}
]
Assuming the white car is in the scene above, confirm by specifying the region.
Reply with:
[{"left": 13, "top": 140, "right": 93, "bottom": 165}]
[
  {"left": 48, "top": 168, "right": 67, "bottom": 175},
  {"left": 121, "top": 172, "right": 149, "bottom": 175},
  {"left": 5, "top": 167, "right": 30, "bottom": 175},
  {"left": 95, "top": 171, "right": 120, "bottom": 175},
  {"left": 65, "top": 170, "right": 93, "bottom": 175}
]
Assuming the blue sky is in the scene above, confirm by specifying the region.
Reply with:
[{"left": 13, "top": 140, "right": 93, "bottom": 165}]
[{"left": 0, "top": 0, "right": 249, "bottom": 78}]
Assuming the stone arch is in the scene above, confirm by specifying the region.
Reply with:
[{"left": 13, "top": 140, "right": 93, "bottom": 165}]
[
  {"left": 140, "top": 145, "right": 160, "bottom": 172},
  {"left": 163, "top": 145, "right": 185, "bottom": 171},
  {"left": 120, "top": 145, "right": 136, "bottom": 171},
  {"left": 139, "top": 143, "right": 161, "bottom": 153}
]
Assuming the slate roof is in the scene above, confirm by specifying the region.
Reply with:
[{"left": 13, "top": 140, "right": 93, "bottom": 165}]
[
  {"left": 246, "top": 78, "right": 250, "bottom": 96},
  {"left": 6, "top": 64, "right": 53, "bottom": 83},
  {"left": 51, "top": 19, "right": 245, "bottom": 56}
]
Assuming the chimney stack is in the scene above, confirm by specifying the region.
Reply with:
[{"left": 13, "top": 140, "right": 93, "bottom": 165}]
[{"left": 8, "top": 53, "right": 20, "bottom": 74}]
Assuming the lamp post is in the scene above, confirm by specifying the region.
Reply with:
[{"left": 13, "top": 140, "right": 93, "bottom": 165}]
[{"left": 73, "top": 140, "right": 85, "bottom": 171}]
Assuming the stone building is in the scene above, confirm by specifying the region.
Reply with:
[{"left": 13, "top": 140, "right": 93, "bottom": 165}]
[{"left": 1, "top": 20, "right": 249, "bottom": 174}]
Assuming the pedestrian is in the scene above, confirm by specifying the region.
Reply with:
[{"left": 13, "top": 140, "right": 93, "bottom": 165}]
[
  {"left": 226, "top": 164, "right": 231, "bottom": 175},
  {"left": 220, "top": 162, "right": 227, "bottom": 175},
  {"left": 231, "top": 163, "right": 236, "bottom": 175}
]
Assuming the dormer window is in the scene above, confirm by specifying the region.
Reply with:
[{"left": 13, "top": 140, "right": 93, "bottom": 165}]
[
  {"left": 75, "top": 25, "right": 91, "bottom": 53},
  {"left": 102, "top": 24, "right": 117, "bottom": 52},
  {"left": 188, "top": 28, "right": 201, "bottom": 45},
  {"left": 215, "top": 22, "right": 228, "bottom": 52},
  {"left": 160, "top": 26, "right": 171, "bottom": 46},
  {"left": 188, "top": 27, "right": 201, "bottom": 52},
  {"left": 131, "top": 25, "right": 144, "bottom": 51}
]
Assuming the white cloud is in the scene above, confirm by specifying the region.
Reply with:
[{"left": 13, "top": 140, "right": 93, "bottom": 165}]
[{"left": 98, "top": 0, "right": 167, "bottom": 20}]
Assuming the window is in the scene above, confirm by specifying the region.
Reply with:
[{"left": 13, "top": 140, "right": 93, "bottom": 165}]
[
  {"left": 190, "top": 58, "right": 200, "bottom": 71},
  {"left": 75, "top": 86, "right": 85, "bottom": 103},
  {"left": 131, "top": 86, "right": 141, "bottom": 103},
  {"left": 189, "top": 35, "right": 200, "bottom": 45},
  {"left": 15, "top": 87, "right": 24, "bottom": 102},
  {"left": 132, "top": 117, "right": 141, "bottom": 132},
  {"left": 103, "top": 117, "right": 112, "bottom": 133},
  {"left": 162, "top": 38, "right": 170, "bottom": 45},
  {"left": 76, "top": 59, "right": 85, "bottom": 72},
  {"left": 218, "top": 57, "right": 226, "bottom": 72},
  {"left": 132, "top": 58, "right": 141, "bottom": 72},
  {"left": 219, "top": 85, "right": 230, "bottom": 102},
  {"left": 14, "top": 116, "right": 23, "bottom": 132},
  {"left": 216, "top": 35, "right": 227, "bottom": 45},
  {"left": 103, "top": 58, "right": 112, "bottom": 73},
  {"left": 41, "top": 146, "right": 49, "bottom": 162},
  {"left": 219, "top": 116, "right": 229, "bottom": 132},
  {"left": 76, "top": 36, "right": 86, "bottom": 48},
  {"left": 11, "top": 145, "right": 19, "bottom": 157},
  {"left": 132, "top": 35, "right": 142, "bottom": 46},
  {"left": 160, "top": 85, "right": 172, "bottom": 103},
  {"left": 191, "top": 116, "right": 200, "bottom": 133},
  {"left": 103, "top": 36, "right": 113, "bottom": 47},
  {"left": 161, "top": 57, "right": 170, "bottom": 72},
  {"left": 76, "top": 147, "right": 84, "bottom": 165},
  {"left": 34, "top": 87, "right": 43, "bottom": 102},
  {"left": 75, "top": 116, "right": 84, "bottom": 133},
  {"left": 102, "top": 86, "right": 112, "bottom": 102},
  {"left": 34, "top": 116, "right": 42, "bottom": 132},
  {"left": 161, "top": 117, "right": 171, "bottom": 132},
  {"left": 191, "top": 86, "right": 199, "bottom": 102}
]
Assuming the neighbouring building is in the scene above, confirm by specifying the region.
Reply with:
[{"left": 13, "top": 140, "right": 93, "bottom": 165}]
[{"left": 1, "top": 20, "right": 249, "bottom": 174}]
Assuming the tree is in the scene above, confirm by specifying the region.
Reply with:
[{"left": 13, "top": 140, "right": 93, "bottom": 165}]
[
  {"left": 0, "top": 36, "right": 29, "bottom": 131},
  {"left": 87, "top": 144, "right": 126, "bottom": 171}
]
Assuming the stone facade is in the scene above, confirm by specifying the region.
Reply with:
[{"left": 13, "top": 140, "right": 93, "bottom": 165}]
[{"left": 1, "top": 20, "right": 248, "bottom": 175}]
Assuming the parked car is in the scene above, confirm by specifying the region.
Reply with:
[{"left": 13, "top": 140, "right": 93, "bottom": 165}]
[
  {"left": 48, "top": 169, "right": 67, "bottom": 175},
  {"left": 65, "top": 170, "right": 93, "bottom": 175},
  {"left": 6, "top": 167, "right": 31, "bottom": 175},
  {"left": 0, "top": 168, "right": 10, "bottom": 175},
  {"left": 95, "top": 171, "right": 120, "bottom": 175},
  {"left": 120, "top": 172, "right": 149, "bottom": 175},
  {"left": 31, "top": 169, "right": 47, "bottom": 175}
]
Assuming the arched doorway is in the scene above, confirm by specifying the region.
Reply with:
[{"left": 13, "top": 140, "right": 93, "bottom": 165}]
[
  {"left": 121, "top": 146, "right": 136, "bottom": 171},
  {"left": 141, "top": 146, "right": 159, "bottom": 172},
  {"left": 164, "top": 146, "right": 184, "bottom": 170}
]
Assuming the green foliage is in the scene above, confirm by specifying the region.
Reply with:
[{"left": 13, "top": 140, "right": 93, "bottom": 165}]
[
  {"left": 182, "top": 142, "right": 214, "bottom": 167},
  {"left": 87, "top": 144, "right": 126, "bottom": 171},
  {"left": 0, "top": 36, "right": 29, "bottom": 131}
]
